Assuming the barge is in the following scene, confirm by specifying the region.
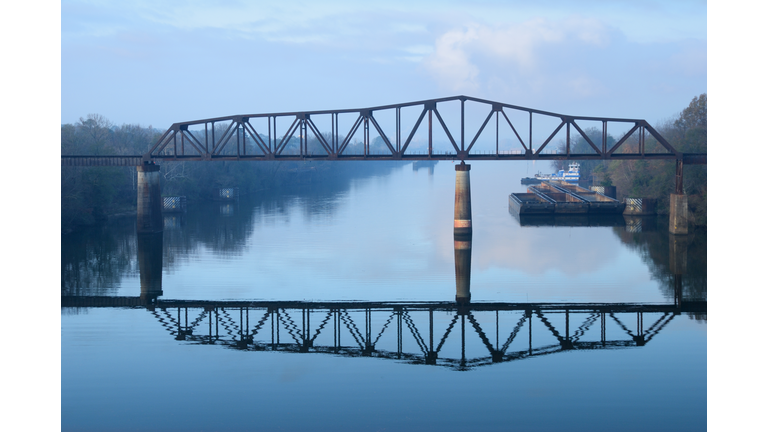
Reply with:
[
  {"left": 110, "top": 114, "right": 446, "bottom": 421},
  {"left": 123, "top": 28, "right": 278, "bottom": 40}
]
[
  {"left": 509, "top": 180, "right": 625, "bottom": 217},
  {"left": 546, "top": 181, "right": 625, "bottom": 213}
]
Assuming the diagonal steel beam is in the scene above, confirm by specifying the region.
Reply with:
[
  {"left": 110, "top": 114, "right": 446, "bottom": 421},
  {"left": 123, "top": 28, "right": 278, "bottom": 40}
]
[
  {"left": 243, "top": 121, "right": 271, "bottom": 155},
  {"left": 306, "top": 118, "right": 333, "bottom": 155},
  {"left": 607, "top": 123, "right": 640, "bottom": 156},
  {"left": 338, "top": 114, "right": 365, "bottom": 155},
  {"left": 368, "top": 114, "right": 397, "bottom": 155},
  {"left": 501, "top": 110, "right": 527, "bottom": 151},
  {"left": 570, "top": 120, "right": 602, "bottom": 155},
  {"left": 400, "top": 106, "right": 429, "bottom": 154},
  {"left": 275, "top": 117, "right": 301, "bottom": 155},
  {"left": 535, "top": 120, "right": 566, "bottom": 155},
  {"left": 432, "top": 107, "right": 461, "bottom": 153},
  {"left": 466, "top": 108, "right": 495, "bottom": 153}
]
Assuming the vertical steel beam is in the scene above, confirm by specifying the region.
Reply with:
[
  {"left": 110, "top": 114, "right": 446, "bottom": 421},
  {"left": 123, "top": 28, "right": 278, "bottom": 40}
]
[
  {"left": 602, "top": 121, "right": 607, "bottom": 156},
  {"left": 461, "top": 99, "right": 465, "bottom": 152},
  {"left": 496, "top": 111, "right": 499, "bottom": 156},
  {"left": 396, "top": 107, "right": 401, "bottom": 153},
  {"left": 428, "top": 108, "right": 433, "bottom": 157},
  {"left": 529, "top": 112, "right": 533, "bottom": 151}
]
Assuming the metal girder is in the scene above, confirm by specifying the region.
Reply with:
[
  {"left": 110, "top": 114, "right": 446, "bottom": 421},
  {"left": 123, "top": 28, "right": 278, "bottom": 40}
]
[
  {"left": 132, "top": 95, "right": 704, "bottom": 164},
  {"left": 60, "top": 96, "right": 707, "bottom": 165}
]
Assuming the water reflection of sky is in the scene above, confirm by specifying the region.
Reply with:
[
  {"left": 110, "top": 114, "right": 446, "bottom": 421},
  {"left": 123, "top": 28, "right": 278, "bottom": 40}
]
[
  {"left": 109, "top": 162, "right": 691, "bottom": 306},
  {"left": 62, "top": 307, "right": 706, "bottom": 431}
]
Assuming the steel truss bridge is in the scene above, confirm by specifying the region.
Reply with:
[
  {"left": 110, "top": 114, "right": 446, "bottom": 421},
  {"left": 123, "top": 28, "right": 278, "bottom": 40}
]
[
  {"left": 61, "top": 96, "right": 706, "bottom": 166},
  {"left": 61, "top": 298, "right": 706, "bottom": 371}
]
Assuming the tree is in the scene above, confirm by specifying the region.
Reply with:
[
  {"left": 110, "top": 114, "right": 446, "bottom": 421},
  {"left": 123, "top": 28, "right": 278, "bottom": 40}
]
[{"left": 604, "top": 94, "right": 707, "bottom": 226}]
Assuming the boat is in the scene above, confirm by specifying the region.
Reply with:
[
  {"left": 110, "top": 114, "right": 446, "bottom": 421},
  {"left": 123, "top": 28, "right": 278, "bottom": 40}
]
[{"left": 520, "top": 162, "right": 580, "bottom": 184}]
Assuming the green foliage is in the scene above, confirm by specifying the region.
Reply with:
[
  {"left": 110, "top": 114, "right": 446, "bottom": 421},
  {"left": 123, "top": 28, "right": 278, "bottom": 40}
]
[
  {"left": 605, "top": 94, "right": 707, "bottom": 226},
  {"left": 62, "top": 115, "right": 407, "bottom": 232},
  {"left": 62, "top": 115, "right": 150, "bottom": 230}
]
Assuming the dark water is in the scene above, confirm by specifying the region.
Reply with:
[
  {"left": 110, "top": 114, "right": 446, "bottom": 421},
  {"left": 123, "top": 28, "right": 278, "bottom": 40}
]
[{"left": 61, "top": 161, "right": 706, "bottom": 431}]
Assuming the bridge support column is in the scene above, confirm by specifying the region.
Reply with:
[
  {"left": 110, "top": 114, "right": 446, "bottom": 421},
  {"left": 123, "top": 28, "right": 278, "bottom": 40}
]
[
  {"left": 454, "top": 235, "right": 472, "bottom": 305},
  {"left": 454, "top": 162, "right": 472, "bottom": 237},
  {"left": 138, "top": 232, "right": 163, "bottom": 303},
  {"left": 669, "top": 194, "right": 688, "bottom": 235},
  {"left": 669, "top": 159, "right": 688, "bottom": 235},
  {"left": 137, "top": 164, "right": 163, "bottom": 233}
]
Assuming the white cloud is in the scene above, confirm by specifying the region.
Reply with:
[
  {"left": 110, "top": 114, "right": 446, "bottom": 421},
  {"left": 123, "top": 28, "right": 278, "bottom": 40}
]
[
  {"left": 422, "top": 27, "right": 481, "bottom": 92},
  {"left": 422, "top": 18, "right": 614, "bottom": 92}
]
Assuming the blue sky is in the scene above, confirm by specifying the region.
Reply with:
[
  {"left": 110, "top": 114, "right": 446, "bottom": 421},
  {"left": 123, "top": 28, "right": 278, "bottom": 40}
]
[{"left": 60, "top": 0, "right": 707, "bottom": 129}]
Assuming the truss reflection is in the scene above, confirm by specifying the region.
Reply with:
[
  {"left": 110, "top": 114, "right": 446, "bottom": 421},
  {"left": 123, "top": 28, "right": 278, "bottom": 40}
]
[{"left": 61, "top": 297, "right": 705, "bottom": 371}]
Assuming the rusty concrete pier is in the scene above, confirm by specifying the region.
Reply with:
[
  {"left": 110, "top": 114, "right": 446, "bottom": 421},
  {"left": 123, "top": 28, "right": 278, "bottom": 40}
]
[
  {"left": 454, "top": 163, "right": 472, "bottom": 237},
  {"left": 136, "top": 163, "right": 163, "bottom": 233}
]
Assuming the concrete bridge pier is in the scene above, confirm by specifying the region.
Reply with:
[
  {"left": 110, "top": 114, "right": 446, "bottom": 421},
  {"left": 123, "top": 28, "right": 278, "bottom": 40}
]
[
  {"left": 138, "top": 232, "right": 164, "bottom": 303},
  {"left": 454, "top": 234, "right": 472, "bottom": 305},
  {"left": 137, "top": 163, "right": 163, "bottom": 233},
  {"left": 669, "top": 159, "right": 688, "bottom": 235},
  {"left": 454, "top": 162, "right": 472, "bottom": 237}
]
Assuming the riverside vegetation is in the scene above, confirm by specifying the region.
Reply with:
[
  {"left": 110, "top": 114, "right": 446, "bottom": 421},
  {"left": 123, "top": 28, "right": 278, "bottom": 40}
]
[
  {"left": 552, "top": 94, "right": 707, "bottom": 227},
  {"left": 61, "top": 118, "right": 402, "bottom": 232}
]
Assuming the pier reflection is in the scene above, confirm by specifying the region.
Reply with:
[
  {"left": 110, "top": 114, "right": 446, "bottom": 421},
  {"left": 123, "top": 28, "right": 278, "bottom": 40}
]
[
  {"left": 454, "top": 234, "right": 472, "bottom": 305},
  {"left": 137, "top": 232, "right": 163, "bottom": 302}
]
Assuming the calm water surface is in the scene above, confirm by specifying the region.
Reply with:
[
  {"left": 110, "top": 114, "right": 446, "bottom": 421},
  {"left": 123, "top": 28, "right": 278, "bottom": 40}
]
[{"left": 61, "top": 161, "right": 706, "bottom": 431}]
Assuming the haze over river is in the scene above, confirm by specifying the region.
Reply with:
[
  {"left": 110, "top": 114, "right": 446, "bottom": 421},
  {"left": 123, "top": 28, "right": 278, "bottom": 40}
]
[{"left": 61, "top": 160, "right": 706, "bottom": 431}]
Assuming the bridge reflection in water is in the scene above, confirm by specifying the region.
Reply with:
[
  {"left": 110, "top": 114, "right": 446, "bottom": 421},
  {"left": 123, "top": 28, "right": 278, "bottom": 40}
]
[{"left": 61, "top": 221, "right": 705, "bottom": 371}]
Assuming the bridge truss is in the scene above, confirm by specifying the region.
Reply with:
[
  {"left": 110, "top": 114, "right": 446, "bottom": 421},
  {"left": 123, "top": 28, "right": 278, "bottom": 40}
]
[{"left": 61, "top": 96, "right": 706, "bottom": 166}]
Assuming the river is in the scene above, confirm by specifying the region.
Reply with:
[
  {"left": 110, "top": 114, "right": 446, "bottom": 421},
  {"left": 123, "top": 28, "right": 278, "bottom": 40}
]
[{"left": 61, "top": 160, "right": 706, "bottom": 431}]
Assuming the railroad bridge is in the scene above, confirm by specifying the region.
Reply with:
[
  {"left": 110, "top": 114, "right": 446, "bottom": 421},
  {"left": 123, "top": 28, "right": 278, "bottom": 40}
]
[{"left": 61, "top": 96, "right": 706, "bottom": 235}]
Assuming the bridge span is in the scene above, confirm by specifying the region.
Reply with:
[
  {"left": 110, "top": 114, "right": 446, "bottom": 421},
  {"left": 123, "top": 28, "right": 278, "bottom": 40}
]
[{"left": 61, "top": 96, "right": 704, "bottom": 235}]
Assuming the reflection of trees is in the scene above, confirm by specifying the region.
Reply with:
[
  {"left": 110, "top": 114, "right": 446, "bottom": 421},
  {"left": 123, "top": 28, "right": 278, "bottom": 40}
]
[
  {"left": 61, "top": 220, "right": 138, "bottom": 296},
  {"left": 62, "top": 162, "right": 407, "bottom": 293},
  {"left": 612, "top": 217, "right": 706, "bottom": 320}
]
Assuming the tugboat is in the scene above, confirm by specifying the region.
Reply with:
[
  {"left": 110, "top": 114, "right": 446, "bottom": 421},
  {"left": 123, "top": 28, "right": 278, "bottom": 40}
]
[{"left": 521, "top": 162, "right": 580, "bottom": 184}]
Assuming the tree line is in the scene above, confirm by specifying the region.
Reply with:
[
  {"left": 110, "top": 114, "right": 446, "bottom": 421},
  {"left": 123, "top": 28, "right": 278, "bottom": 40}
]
[
  {"left": 553, "top": 94, "right": 707, "bottom": 227},
  {"left": 61, "top": 115, "right": 401, "bottom": 232}
]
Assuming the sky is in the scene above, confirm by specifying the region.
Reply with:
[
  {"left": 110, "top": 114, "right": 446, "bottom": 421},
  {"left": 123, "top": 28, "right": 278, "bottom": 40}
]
[{"left": 60, "top": 0, "right": 707, "bottom": 129}]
